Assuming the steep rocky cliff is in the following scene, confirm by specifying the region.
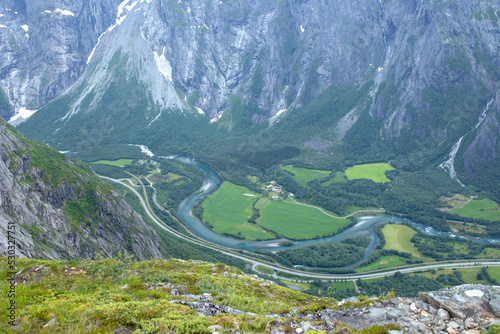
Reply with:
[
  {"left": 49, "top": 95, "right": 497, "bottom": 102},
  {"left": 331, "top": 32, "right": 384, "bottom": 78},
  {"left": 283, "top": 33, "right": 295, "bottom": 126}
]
[
  {"left": 0, "top": 116, "right": 164, "bottom": 260},
  {"left": 3, "top": 0, "right": 500, "bottom": 190},
  {"left": 0, "top": 0, "right": 122, "bottom": 122}
]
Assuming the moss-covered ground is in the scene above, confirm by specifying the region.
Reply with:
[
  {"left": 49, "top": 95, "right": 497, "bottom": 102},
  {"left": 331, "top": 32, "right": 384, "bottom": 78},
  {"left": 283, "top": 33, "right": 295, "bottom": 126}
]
[{"left": 0, "top": 257, "right": 401, "bottom": 334}]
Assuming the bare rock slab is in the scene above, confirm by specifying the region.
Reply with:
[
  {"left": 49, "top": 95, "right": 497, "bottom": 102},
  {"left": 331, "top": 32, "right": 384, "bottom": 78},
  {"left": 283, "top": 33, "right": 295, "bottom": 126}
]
[{"left": 420, "top": 284, "right": 500, "bottom": 320}]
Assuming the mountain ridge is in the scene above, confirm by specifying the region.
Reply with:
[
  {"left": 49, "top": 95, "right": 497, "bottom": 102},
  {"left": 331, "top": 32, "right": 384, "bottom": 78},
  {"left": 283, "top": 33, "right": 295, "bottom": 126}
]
[{"left": 8, "top": 0, "right": 499, "bottom": 196}]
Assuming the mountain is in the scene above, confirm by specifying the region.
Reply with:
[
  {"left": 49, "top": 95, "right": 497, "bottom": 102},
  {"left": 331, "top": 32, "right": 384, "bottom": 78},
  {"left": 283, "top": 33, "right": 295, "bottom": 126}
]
[
  {"left": 0, "top": 0, "right": 123, "bottom": 122},
  {"left": 1, "top": 257, "right": 500, "bottom": 333},
  {"left": 2, "top": 0, "right": 500, "bottom": 193},
  {"left": 0, "top": 116, "right": 164, "bottom": 260}
]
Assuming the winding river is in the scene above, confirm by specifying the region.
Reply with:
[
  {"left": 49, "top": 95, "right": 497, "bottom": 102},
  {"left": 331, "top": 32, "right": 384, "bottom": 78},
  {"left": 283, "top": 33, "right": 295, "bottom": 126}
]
[{"left": 161, "top": 155, "right": 499, "bottom": 269}]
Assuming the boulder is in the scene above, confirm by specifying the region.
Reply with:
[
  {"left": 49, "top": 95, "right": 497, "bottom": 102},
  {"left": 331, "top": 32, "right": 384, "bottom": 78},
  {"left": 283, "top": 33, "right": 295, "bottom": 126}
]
[
  {"left": 420, "top": 284, "right": 500, "bottom": 319},
  {"left": 437, "top": 309, "right": 451, "bottom": 321},
  {"left": 490, "top": 290, "right": 500, "bottom": 317}
]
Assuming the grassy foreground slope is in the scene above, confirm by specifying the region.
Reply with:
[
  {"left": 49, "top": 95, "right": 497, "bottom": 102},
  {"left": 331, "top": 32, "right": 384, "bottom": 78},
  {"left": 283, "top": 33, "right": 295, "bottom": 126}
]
[{"left": 0, "top": 258, "right": 398, "bottom": 334}]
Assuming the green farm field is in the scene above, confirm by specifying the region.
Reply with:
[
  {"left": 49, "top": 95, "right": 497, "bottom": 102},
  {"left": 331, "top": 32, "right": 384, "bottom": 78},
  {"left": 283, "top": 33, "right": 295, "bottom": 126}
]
[
  {"left": 259, "top": 201, "right": 349, "bottom": 240},
  {"left": 281, "top": 166, "right": 331, "bottom": 187},
  {"left": 418, "top": 268, "right": 488, "bottom": 285},
  {"left": 345, "top": 163, "right": 395, "bottom": 183},
  {"left": 256, "top": 265, "right": 275, "bottom": 275},
  {"left": 329, "top": 281, "right": 356, "bottom": 292},
  {"left": 201, "top": 182, "right": 275, "bottom": 240},
  {"left": 286, "top": 281, "right": 312, "bottom": 291},
  {"left": 91, "top": 158, "right": 134, "bottom": 167},
  {"left": 356, "top": 256, "right": 406, "bottom": 272},
  {"left": 478, "top": 248, "right": 500, "bottom": 259},
  {"left": 488, "top": 267, "right": 500, "bottom": 282},
  {"left": 382, "top": 224, "right": 420, "bottom": 257},
  {"left": 450, "top": 198, "right": 500, "bottom": 221},
  {"left": 321, "top": 171, "right": 347, "bottom": 185}
]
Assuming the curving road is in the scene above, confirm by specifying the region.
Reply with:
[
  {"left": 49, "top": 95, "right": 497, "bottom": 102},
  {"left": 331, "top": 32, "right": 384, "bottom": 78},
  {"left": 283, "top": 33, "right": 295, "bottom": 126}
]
[
  {"left": 288, "top": 197, "right": 385, "bottom": 219},
  {"left": 99, "top": 174, "right": 500, "bottom": 281}
]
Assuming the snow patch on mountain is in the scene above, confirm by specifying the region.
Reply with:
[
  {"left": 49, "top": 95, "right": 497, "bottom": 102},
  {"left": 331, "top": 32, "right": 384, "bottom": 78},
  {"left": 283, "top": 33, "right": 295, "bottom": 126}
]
[
  {"left": 54, "top": 9, "right": 75, "bottom": 16},
  {"left": 8, "top": 107, "right": 37, "bottom": 125},
  {"left": 210, "top": 110, "right": 225, "bottom": 123}
]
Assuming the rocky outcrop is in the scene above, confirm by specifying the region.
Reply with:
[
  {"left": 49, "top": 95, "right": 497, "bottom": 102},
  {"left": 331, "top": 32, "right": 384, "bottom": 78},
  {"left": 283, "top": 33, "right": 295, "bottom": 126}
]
[
  {"left": 145, "top": 281, "right": 500, "bottom": 333},
  {"left": 0, "top": 117, "right": 164, "bottom": 260},
  {"left": 286, "top": 284, "right": 500, "bottom": 334}
]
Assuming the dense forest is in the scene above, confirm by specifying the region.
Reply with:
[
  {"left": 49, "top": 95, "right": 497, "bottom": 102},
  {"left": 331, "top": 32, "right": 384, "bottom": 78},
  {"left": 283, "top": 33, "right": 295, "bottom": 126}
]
[
  {"left": 304, "top": 272, "right": 444, "bottom": 300},
  {"left": 271, "top": 237, "right": 370, "bottom": 268}
]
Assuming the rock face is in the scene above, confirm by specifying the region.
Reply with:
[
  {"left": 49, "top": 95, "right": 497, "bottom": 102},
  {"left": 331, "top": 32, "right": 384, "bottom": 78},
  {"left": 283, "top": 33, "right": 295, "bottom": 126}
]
[
  {"left": 289, "top": 284, "right": 500, "bottom": 334},
  {"left": 420, "top": 284, "right": 497, "bottom": 320},
  {"left": 4, "top": 0, "right": 500, "bottom": 189},
  {"left": 0, "top": 0, "right": 122, "bottom": 121},
  {"left": 147, "top": 282, "right": 500, "bottom": 333},
  {"left": 0, "top": 117, "right": 164, "bottom": 260}
]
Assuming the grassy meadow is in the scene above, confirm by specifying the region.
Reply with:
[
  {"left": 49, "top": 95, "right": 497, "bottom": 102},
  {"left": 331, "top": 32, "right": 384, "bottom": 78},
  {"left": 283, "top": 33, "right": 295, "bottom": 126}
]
[
  {"left": 256, "top": 265, "right": 275, "bottom": 275},
  {"left": 321, "top": 171, "right": 348, "bottom": 185},
  {"left": 281, "top": 166, "right": 331, "bottom": 187},
  {"left": 488, "top": 267, "right": 500, "bottom": 282},
  {"left": 356, "top": 256, "right": 406, "bottom": 272},
  {"left": 91, "top": 158, "right": 134, "bottom": 167},
  {"left": 259, "top": 201, "right": 349, "bottom": 240},
  {"left": 382, "top": 224, "right": 420, "bottom": 257},
  {"left": 201, "top": 181, "right": 350, "bottom": 240},
  {"left": 450, "top": 198, "right": 500, "bottom": 221},
  {"left": 0, "top": 258, "right": 332, "bottom": 334},
  {"left": 201, "top": 182, "right": 275, "bottom": 240},
  {"left": 345, "top": 163, "right": 395, "bottom": 183},
  {"left": 478, "top": 248, "right": 500, "bottom": 259},
  {"left": 418, "top": 268, "right": 488, "bottom": 286}
]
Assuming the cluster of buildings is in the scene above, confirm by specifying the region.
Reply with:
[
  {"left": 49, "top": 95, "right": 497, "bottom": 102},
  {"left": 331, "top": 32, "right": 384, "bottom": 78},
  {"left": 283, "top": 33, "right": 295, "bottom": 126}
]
[{"left": 264, "top": 181, "right": 281, "bottom": 193}]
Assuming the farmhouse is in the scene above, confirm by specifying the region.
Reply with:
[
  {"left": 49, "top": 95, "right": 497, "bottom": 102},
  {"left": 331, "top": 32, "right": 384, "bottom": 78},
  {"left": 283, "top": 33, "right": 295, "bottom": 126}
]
[{"left": 264, "top": 181, "right": 282, "bottom": 193}]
